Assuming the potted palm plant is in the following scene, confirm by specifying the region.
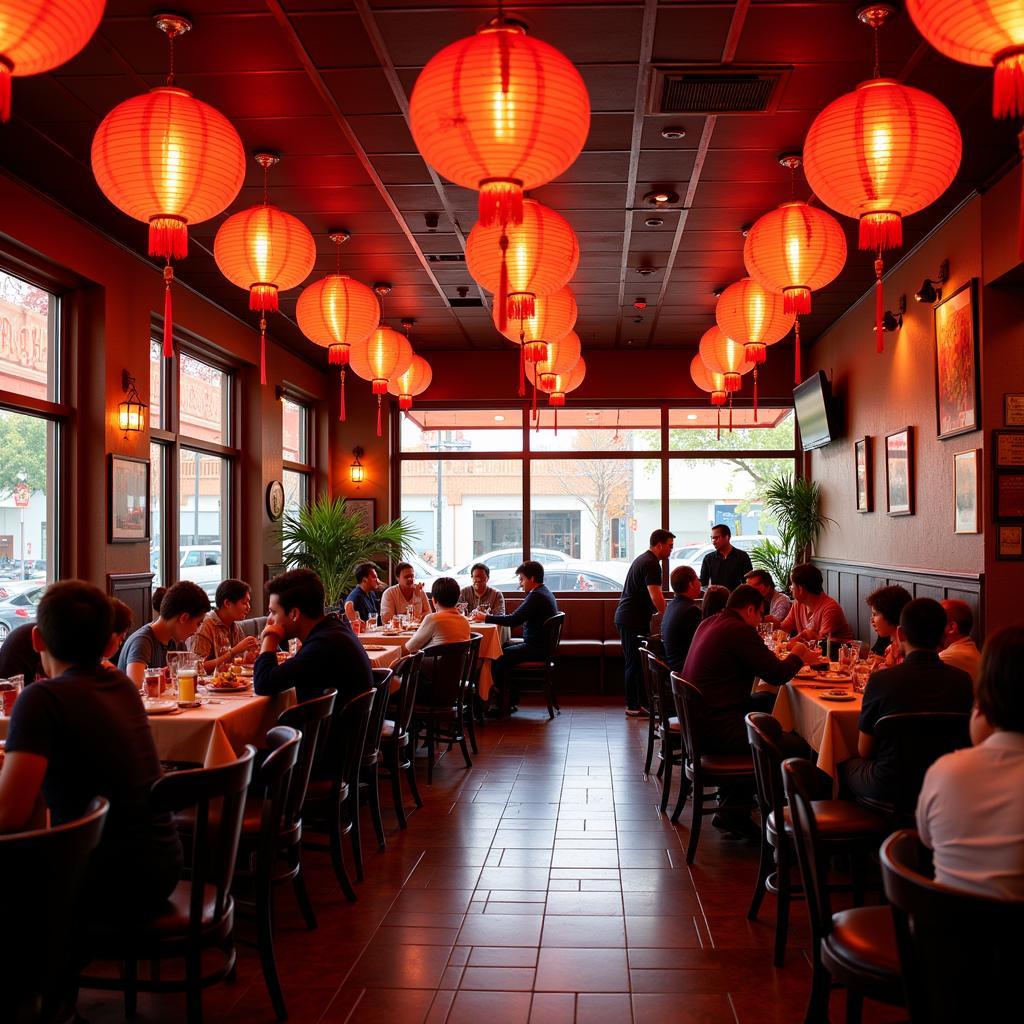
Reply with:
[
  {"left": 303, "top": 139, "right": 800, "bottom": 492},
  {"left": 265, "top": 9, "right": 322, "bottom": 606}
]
[{"left": 277, "top": 495, "right": 418, "bottom": 610}]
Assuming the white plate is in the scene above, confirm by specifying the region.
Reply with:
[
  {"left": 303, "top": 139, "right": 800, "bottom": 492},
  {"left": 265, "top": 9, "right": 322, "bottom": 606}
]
[{"left": 144, "top": 700, "right": 179, "bottom": 715}]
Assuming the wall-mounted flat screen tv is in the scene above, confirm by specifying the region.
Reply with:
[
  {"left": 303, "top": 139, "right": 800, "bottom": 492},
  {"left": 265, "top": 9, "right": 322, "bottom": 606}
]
[{"left": 793, "top": 371, "right": 837, "bottom": 451}]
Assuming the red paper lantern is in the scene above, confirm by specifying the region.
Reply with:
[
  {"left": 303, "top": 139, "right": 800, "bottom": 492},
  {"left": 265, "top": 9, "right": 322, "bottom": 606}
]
[
  {"left": 0, "top": 0, "right": 105, "bottom": 121},
  {"left": 214, "top": 203, "right": 316, "bottom": 384},
  {"left": 698, "top": 327, "right": 752, "bottom": 392},
  {"left": 690, "top": 354, "right": 727, "bottom": 407},
  {"left": 715, "top": 278, "right": 795, "bottom": 362},
  {"left": 494, "top": 285, "right": 577, "bottom": 395},
  {"left": 530, "top": 356, "right": 585, "bottom": 433},
  {"left": 296, "top": 273, "right": 379, "bottom": 421},
  {"left": 387, "top": 354, "right": 433, "bottom": 411},
  {"left": 409, "top": 18, "right": 590, "bottom": 227},
  {"left": 906, "top": 0, "right": 1024, "bottom": 117},
  {"left": 350, "top": 326, "right": 414, "bottom": 436},
  {"left": 533, "top": 330, "right": 581, "bottom": 390}
]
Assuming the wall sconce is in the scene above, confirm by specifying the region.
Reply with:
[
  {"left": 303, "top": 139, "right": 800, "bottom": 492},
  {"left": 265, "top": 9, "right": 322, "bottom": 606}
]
[
  {"left": 118, "top": 369, "right": 146, "bottom": 438},
  {"left": 349, "top": 446, "right": 365, "bottom": 486},
  {"left": 914, "top": 259, "right": 950, "bottom": 304},
  {"left": 874, "top": 294, "right": 906, "bottom": 333}
]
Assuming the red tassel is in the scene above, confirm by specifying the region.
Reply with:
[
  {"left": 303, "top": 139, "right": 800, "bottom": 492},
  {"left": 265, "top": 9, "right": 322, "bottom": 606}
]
[
  {"left": 783, "top": 287, "right": 811, "bottom": 315},
  {"left": 753, "top": 367, "right": 758, "bottom": 424},
  {"left": 507, "top": 293, "right": 535, "bottom": 323},
  {"left": 148, "top": 217, "right": 188, "bottom": 260},
  {"left": 531, "top": 378, "right": 538, "bottom": 421},
  {"left": 328, "top": 343, "right": 349, "bottom": 367},
  {"left": 554, "top": 405, "right": 558, "bottom": 436},
  {"left": 874, "top": 256, "right": 885, "bottom": 354},
  {"left": 260, "top": 318, "right": 267, "bottom": 385},
  {"left": 716, "top": 407, "right": 721, "bottom": 441},
  {"left": 162, "top": 264, "right": 174, "bottom": 358},
  {"left": 994, "top": 51, "right": 1024, "bottom": 119},
  {"left": 376, "top": 395, "right": 382, "bottom": 438},
  {"left": 250, "top": 284, "right": 279, "bottom": 313},
  {"left": 479, "top": 179, "right": 524, "bottom": 227},
  {"left": 0, "top": 62, "right": 11, "bottom": 122},
  {"left": 518, "top": 339, "right": 526, "bottom": 398},
  {"left": 498, "top": 234, "right": 509, "bottom": 333},
  {"left": 859, "top": 212, "right": 902, "bottom": 251},
  {"left": 1018, "top": 129, "right": 1024, "bottom": 261},
  {"left": 729, "top": 396, "right": 733, "bottom": 433},
  {"left": 339, "top": 368, "right": 347, "bottom": 422},
  {"left": 794, "top": 318, "right": 802, "bottom": 383}
]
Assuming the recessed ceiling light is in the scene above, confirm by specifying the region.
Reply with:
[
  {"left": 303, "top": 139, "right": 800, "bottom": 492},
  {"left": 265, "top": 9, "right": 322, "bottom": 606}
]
[
  {"left": 643, "top": 189, "right": 679, "bottom": 206},
  {"left": 493, "top": 414, "right": 505, "bottom": 422},
  {"left": 661, "top": 126, "right": 686, "bottom": 140},
  {"left": 636, "top": 266, "right": 656, "bottom": 276},
  {"left": 644, "top": 217, "right": 664, "bottom": 227},
  {"left": 686, "top": 413, "right": 698, "bottom": 421}
]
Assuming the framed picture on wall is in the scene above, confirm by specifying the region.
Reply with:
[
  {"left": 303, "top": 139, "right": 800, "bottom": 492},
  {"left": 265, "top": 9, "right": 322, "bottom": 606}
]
[
  {"left": 346, "top": 498, "right": 375, "bottom": 535},
  {"left": 995, "top": 472, "right": 1024, "bottom": 521},
  {"left": 109, "top": 454, "right": 150, "bottom": 543},
  {"left": 933, "top": 279, "right": 980, "bottom": 440},
  {"left": 1005, "top": 394, "right": 1024, "bottom": 427},
  {"left": 854, "top": 436, "right": 872, "bottom": 513},
  {"left": 885, "top": 427, "right": 914, "bottom": 516},
  {"left": 997, "top": 525, "right": 1024, "bottom": 560},
  {"left": 953, "top": 449, "right": 981, "bottom": 534}
]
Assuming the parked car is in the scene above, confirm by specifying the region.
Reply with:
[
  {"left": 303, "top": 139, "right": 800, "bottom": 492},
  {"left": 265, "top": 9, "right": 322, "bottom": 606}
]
[
  {"left": 0, "top": 585, "right": 45, "bottom": 644},
  {"left": 178, "top": 546, "right": 223, "bottom": 588},
  {"left": 488, "top": 560, "right": 629, "bottom": 593},
  {"left": 455, "top": 547, "right": 571, "bottom": 576},
  {"left": 672, "top": 535, "right": 780, "bottom": 569}
]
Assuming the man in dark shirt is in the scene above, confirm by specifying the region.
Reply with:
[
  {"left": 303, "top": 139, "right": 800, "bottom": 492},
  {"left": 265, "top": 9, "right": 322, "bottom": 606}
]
[
  {"left": 0, "top": 582, "right": 182, "bottom": 922},
  {"left": 699, "top": 523, "right": 753, "bottom": 591},
  {"left": 841, "top": 598, "right": 973, "bottom": 805},
  {"left": 0, "top": 620, "right": 45, "bottom": 684},
  {"left": 662, "top": 565, "right": 702, "bottom": 671},
  {"left": 344, "top": 562, "right": 382, "bottom": 626},
  {"left": 474, "top": 560, "right": 558, "bottom": 713},
  {"left": 615, "top": 529, "right": 675, "bottom": 716},
  {"left": 255, "top": 568, "right": 373, "bottom": 706}
]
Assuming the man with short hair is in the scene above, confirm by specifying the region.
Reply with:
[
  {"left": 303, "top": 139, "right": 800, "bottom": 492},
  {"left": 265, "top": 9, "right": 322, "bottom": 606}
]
[
  {"left": 459, "top": 562, "right": 506, "bottom": 617},
  {"left": 615, "top": 529, "right": 675, "bottom": 717},
  {"left": 344, "top": 562, "right": 381, "bottom": 625},
  {"left": 699, "top": 524, "right": 753, "bottom": 592},
  {"left": 744, "top": 568, "right": 792, "bottom": 622},
  {"left": 662, "top": 565, "right": 702, "bottom": 672},
  {"left": 256, "top": 568, "right": 372, "bottom": 705},
  {"left": 939, "top": 598, "right": 982, "bottom": 684},
  {"left": 840, "top": 597, "right": 974, "bottom": 805},
  {"left": 188, "top": 578, "right": 260, "bottom": 674},
  {"left": 775, "top": 562, "right": 853, "bottom": 643},
  {"left": 380, "top": 562, "right": 431, "bottom": 622},
  {"left": 473, "top": 560, "right": 558, "bottom": 714}
]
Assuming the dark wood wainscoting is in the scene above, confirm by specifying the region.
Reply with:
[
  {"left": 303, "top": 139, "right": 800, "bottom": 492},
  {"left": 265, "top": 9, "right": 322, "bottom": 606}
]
[
  {"left": 107, "top": 572, "right": 154, "bottom": 632},
  {"left": 814, "top": 558, "right": 984, "bottom": 642}
]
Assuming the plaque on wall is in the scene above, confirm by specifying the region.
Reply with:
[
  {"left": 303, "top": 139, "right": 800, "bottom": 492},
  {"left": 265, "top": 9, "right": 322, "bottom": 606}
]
[
  {"left": 997, "top": 525, "right": 1024, "bottom": 560},
  {"left": 1005, "top": 394, "right": 1024, "bottom": 427},
  {"left": 994, "top": 430, "right": 1024, "bottom": 468},
  {"left": 995, "top": 472, "right": 1024, "bottom": 521}
]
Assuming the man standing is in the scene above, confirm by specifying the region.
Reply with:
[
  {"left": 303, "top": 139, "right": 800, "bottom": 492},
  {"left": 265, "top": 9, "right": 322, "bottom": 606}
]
[
  {"left": 744, "top": 568, "right": 792, "bottom": 621},
  {"left": 380, "top": 562, "right": 431, "bottom": 622},
  {"left": 938, "top": 599, "right": 982, "bottom": 684},
  {"left": 615, "top": 529, "right": 674, "bottom": 717},
  {"left": 699, "top": 524, "right": 752, "bottom": 591},
  {"left": 775, "top": 562, "right": 853, "bottom": 643}
]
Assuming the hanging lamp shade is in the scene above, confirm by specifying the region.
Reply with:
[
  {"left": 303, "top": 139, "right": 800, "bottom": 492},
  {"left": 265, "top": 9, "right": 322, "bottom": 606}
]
[
  {"left": 540, "top": 356, "right": 586, "bottom": 406},
  {"left": 698, "top": 327, "right": 752, "bottom": 392},
  {"left": 533, "top": 330, "right": 581, "bottom": 389},
  {"left": 0, "top": 0, "right": 105, "bottom": 121},
  {"left": 494, "top": 284, "right": 577, "bottom": 357},
  {"left": 409, "top": 18, "right": 590, "bottom": 228},
  {"left": 296, "top": 274, "right": 379, "bottom": 367},
  {"left": 387, "top": 354, "right": 433, "bottom": 410},
  {"left": 742, "top": 203, "right": 847, "bottom": 315},
  {"left": 466, "top": 199, "right": 579, "bottom": 330},
  {"left": 715, "top": 277, "right": 795, "bottom": 363},
  {"left": 350, "top": 325, "right": 414, "bottom": 436},
  {"left": 690, "top": 354, "right": 727, "bottom": 407},
  {"left": 906, "top": 0, "right": 1024, "bottom": 118}
]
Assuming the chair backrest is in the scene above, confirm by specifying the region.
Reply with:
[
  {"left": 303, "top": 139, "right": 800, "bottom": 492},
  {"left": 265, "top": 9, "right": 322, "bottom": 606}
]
[
  {"left": 364, "top": 667, "right": 395, "bottom": 761},
  {"left": 873, "top": 712, "right": 971, "bottom": 813},
  {"left": 543, "top": 613, "right": 566, "bottom": 662},
  {"left": 150, "top": 746, "right": 256, "bottom": 943},
  {"left": 235, "top": 615, "right": 269, "bottom": 639},
  {"left": 0, "top": 797, "right": 109, "bottom": 1024},
  {"left": 670, "top": 672, "right": 705, "bottom": 765},
  {"left": 639, "top": 643, "right": 658, "bottom": 716},
  {"left": 253, "top": 726, "right": 300, "bottom": 878},
  {"left": 881, "top": 829, "right": 1024, "bottom": 1023},
  {"left": 645, "top": 633, "right": 665, "bottom": 660},
  {"left": 329, "top": 689, "right": 376, "bottom": 799},
  {"left": 420, "top": 639, "right": 472, "bottom": 709},
  {"left": 391, "top": 651, "right": 423, "bottom": 735},
  {"left": 782, "top": 756, "right": 834, "bottom": 945},
  {"left": 278, "top": 688, "right": 337, "bottom": 829},
  {"left": 647, "top": 653, "right": 674, "bottom": 726},
  {"left": 466, "top": 632, "right": 483, "bottom": 685},
  {"left": 745, "top": 711, "right": 788, "bottom": 828}
]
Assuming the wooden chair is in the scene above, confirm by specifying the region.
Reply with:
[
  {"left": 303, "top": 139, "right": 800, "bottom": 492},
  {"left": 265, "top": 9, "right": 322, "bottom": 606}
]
[
  {"left": 354, "top": 668, "right": 395, "bottom": 876},
  {"left": 464, "top": 632, "right": 482, "bottom": 752},
  {"left": 379, "top": 651, "right": 424, "bottom": 827},
  {"left": 504, "top": 612, "right": 565, "bottom": 719},
  {"left": 415, "top": 639, "right": 473, "bottom": 783},
  {"left": 80, "top": 747, "right": 257, "bottom": 1024},
  {"left": 783, "top": 757, "right": 903, "bottom": 1024},
  {"left": 638, "top": 640, "right": 662, "bottom": 776},
  {"left": 670, "top": 672, "right": 755, "bottom": 864},
  {"left": 881, "top": 829, "right": 1024, "bottom": 1023},
  {"left": 0, "top": 797, "right": 109, "bottom": 1024},
  {"left": 301, "top": 689, "right": 376, "bottom": 902},
  {"left": 745, "top": 712, "right": 888, "bottom": 968},
  {"left": 646, "top": 652, "right": 681, "bottom": 813}
]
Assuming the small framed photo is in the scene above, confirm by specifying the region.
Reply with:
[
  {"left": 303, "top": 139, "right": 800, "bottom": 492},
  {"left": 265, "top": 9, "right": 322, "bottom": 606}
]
[
  {"left": 953, "top": 449, "right": 981, "bottom": 534},
  {"left": 885, "top": 427, "right": 914, "bottom": 516},
  {"left": 995, "top": 471, "right": 1024, "bottom": 522},
  {"left": 997, "top": 525, "right": 1024, "bottom": 560},
  {"left": 855, "top": 436, "right": 872, "bottom": 513},
  {"left": 934, "top": 279, "right": 980, "bottom": 440},
  {"left": 994, "top": 430, "right": 1024, "bottom": 468},
  {"left": 1005, "top": 394, "right": 1024, "bottom": 427},
  {"left": 109, "top": 454, "right": 150, "bottom": 543},
  {"left": 346, "top": 498, "right": 375, "bottom": 535}
]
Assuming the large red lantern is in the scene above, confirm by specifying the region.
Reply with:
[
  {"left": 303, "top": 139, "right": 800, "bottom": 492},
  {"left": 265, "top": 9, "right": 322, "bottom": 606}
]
[
  {"left": 409, "top": 18, "right": 590, "bottom": 228},
  {"left": 0, "top": 0, "right": 105, "bottom": 121},
  {"left": 91, "top": 15, "right": 246, "bottom": 359},
  {"left": 529, "top": 356, "right": 586, "bottom": 433},
  {"left": 387, "top": 354, "right": 433, "bottom": 411},
  {"left": 525, "top": 329, "right": 581, "bottom": 421},
  {"left": 698, "top": 327, "right": 752, "bottom": 392},
  {"left": 716, "top": 275, "right": 798, "bottom": 391},
  {"left": 494, "top": 285, "right": 577, "bottom": 395},
  {"left": 349, "top": 326, "right": 414, "bottom": 436},
  {"left": 466, "top": 199, "right": 579, "bottom": 331}
]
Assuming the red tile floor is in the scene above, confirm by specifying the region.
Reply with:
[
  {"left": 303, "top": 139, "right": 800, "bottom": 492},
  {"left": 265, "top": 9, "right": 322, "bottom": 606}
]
[{"left": 79, "top": 698, "right": 904, "bottom": 1023}]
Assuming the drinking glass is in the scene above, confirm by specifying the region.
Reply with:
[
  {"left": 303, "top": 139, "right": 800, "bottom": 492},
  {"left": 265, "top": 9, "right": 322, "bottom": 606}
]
[
  {"left": 853, "top": 662, "right": 871, "bottom": 694},
  {"left": 143, "top": 667, "right": 163, "bottom": 700},
  {"left": 456, "top": 602, "right": 469, "bottom": 617},
  {"left": 367, "top": 614, "right": 378, "bottom": 632},
  {"left": 0, "top": 675, "right": 23, "bottom": 716},
  {"left": 807, "top": 640, "right": 822, "bottom": 659}
]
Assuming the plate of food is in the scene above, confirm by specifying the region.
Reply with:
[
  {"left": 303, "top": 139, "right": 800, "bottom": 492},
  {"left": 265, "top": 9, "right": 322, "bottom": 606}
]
[
  {"left": 363, "top": 644, "right": 387, "bottom": 652},
  {"left": 144, "top": 700, "right": 179, "bottom": 715},
  {"left": 208, "top": 669, "right": 252, "bottom": 692},
  {"left": 821, "top": 689, "right": 856, "bottom": 702}
]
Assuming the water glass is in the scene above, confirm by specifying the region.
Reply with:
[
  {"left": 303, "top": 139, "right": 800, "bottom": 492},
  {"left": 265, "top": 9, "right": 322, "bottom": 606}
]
[
  {"left": 807, "top": 639, "right": 822, "bottom": 658},
  {"left": 367, "top": 614, "right": 378, "bottom": 632},
  {"left": 853, "top": 662, "right": 871, "bottom": 694},
  {"left": 456, "top": 602, "right": 469, "bottom": 617}
]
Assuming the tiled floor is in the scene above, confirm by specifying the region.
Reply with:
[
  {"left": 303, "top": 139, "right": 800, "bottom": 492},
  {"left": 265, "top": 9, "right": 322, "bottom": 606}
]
[{"left": 79, "top": 698, "right": 904, "bottom": 1023}]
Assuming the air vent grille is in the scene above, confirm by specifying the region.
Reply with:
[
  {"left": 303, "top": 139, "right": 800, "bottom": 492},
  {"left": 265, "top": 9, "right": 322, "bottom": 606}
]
[
  {"left": 427, "top": 253, "right": 467, "bottom": 263},
  {"left": 448, "top": 297, "right": 484, "bottom": 307},
  {"left": 653, "top": 68, "right": 786, "bottom": 115}
]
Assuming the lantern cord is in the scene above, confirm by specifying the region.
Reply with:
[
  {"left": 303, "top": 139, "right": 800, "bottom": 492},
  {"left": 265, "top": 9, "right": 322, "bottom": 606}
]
[
  {"left": 728, "top": 394, "right": 733, "bottom": 433},
  {"left": 498, "top": 233, "right": 509, "bottom": 333},
  {"left": 753, "top": 366, "right": 758, "bottom": 423},
  {"left": 376, "top": 395, "right": 383, "bottom": 438},
  {"left": 1018, "top": 129, "right": 1024, "bottom": 260},
  {"left": 166, "top": 28, "right": 176, "bottom": 86},
  {"left": 716, "top": 406, "right": 721, "bottom": 441},
  {"left": 259, "top": 318, "right": 268, "bottom": 385},
  {"left": 532, "top": 378, "right": 538, "bottom": 422},
  {"left": 554, "top": 405, "right": 558, "bottom": 436},
  {"left": 872, "top": 21, "right": 881, "bottom": 79},
  {"left": 518, "top": 332, "right": 526, "bottom": 398},
  {"left": 339, "top": 368, "right": 347, "bottom": 422},
  {"left": 0, "top": 60, "right": 12, "bottom": 123},
  {"left": 162, "top": 263, "right": 174, "bottom": 358},
  {"left": 874, "top": 254, "right": 884, "bottom": 354},
  {"left": 794, "top": 317, "right": 802, "bottom": 384}
]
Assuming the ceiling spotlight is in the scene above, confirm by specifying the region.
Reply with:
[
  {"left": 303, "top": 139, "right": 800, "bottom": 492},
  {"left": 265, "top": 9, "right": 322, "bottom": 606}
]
[
  {"left": 636, "top": 266, "right": 656, "bottom": 276},
  {"left": 644, "top": 189, "right": 679, "bottom": 206},
  {"left": 740, "top": 223, "right": 752, "bottom": 238},
  {"left": 644, "top": 217, "right": 665, "bottom": 227},
  {"left": 873, "top": 294, "right": 906, "bottom": 332},
  {"left": 712, "top": 287, "right": 724, "bottom": 299},
  {"left": 914, "top": 260, "right": 949, "bottom": 304},
  {"left": 686, "top": 413, "right": 698, "bottom": 421},
  {"left": 424, "top": 212, "right": 439, "bottom": 231},
  {"left": 632, "top": 316, "right": 643, "bottom": 323},
  {"left": 661, "top": 126, "right": 686, "bottom": 140},
  {"left": 633, "top": 299, "right": 648, "bottom": 310},
  {"left": 373, "top": 282, "right": 392, "bottom": 297}
]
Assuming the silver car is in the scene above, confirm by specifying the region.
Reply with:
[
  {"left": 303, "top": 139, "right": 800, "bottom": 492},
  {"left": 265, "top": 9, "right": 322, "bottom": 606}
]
[{"left": 0, "top": 585, "right": 44, "bottom": 644}]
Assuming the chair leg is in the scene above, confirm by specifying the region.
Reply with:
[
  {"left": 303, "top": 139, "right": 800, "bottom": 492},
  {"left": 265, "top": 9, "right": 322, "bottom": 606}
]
[
  {"left": 773, "top": 856, "right": 792, "bottom": 968},
  {"left": 367, "top": 768, "right": 386, "bottom": 852},
  {"left": 804, "top": 961, "right": 831, "bottom": 1024},
  {"left": 544, "top": 669, "right": 555, "bottom": 719},
  {"left": 186, "top": 948, "right": 203, "bottom": 1024},
  {"left": 349, "top": 792, "right": 365, "bottom": 883},
  {"left": 388, "top": 746, "right": 409, "bottom": 828},
  {"left": 257, "top": 880, "right": 287, "bottom": 1021},
  {"left": 406, "top": 755, "right": 423, "bottom": 808},
  {"left": 845, "top": 988, "right": 863, "bottom": 1024},
  {"left": 659, "top": 743, "right": 674, "bottom": 814},
  {"left": 686, "top": 783, "right": 703, "bottom": 864},
  {"left": 122, "top": 959, "right": 138, "bottom": 1017},
  {"left": 851, "top": 847, "right": 867, "bottom": 907},
  {"left": 465, "top": 705, "right": 479, "bottom": 754},
  {"left": 290, "top": 847, "right": 318, "bottom": 930},
  {"left": 670, "top": 770, "right": 689, "bottom": 825},
  {"left": 457, "top": 718, "right": 473, "bottom": 770},
  {"left": 329, "top": 815, "right": 357, "bottom": 903},
  {"left": 426, "top": 723, "right": 435, "bottom": 785},
  {"left": 747, "top": 831, "right": 773, "bottom": 921},
  {"left": 644, "top": 717, "right": 656, "bottom": 775}
]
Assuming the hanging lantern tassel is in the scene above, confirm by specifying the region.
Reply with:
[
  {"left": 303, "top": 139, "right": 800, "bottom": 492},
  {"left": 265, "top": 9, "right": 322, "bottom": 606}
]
[
  {"left": 752, "top": 366, "right": 758, "bottom": 424},
  {"left": 339, "top": 367, "right": 347, "bottom": 423},
  {"left": 716, "top": 406, "right": 721, "bottom": 441},
  {"left": 874, "top": 254, "right": 885, "bottom": 354},
  {"left": 794, "top": 318, "right": 802, "bottom": 384},
  {"left": 259, "top": 317, "right": 268, "bottom": 386},
  {"left": 1018, "top": 129, "right": 1024, "bottom": 260},
  {"left": 995, "top": 54, "right": 1024, "bottom": 120},
  {"left": 518, "top": 332, "right": 526, "bottom": 398},
  {"left": 162, "top": 263, "right": 174, "bottom": 358},
  {"left": 497, "top": 233, "right": 510, "bottom": 332},
  {"left": 376, "top": 394, "right": 383, "bottom": 438},
  {"left": 0, "top": 59, "right": 11, "bottom": 123}
]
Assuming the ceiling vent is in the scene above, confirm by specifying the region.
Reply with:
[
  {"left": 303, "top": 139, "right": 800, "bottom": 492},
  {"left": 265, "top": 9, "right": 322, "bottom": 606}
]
[
  {"left": 427, "top": 253, "right": 466, "bottom": 263},
  {"left": 448, "top": 296, "right": 484, "bottom": 307},
  {"left": 650, "top": 66, "right": 789, "bottom": 115}
]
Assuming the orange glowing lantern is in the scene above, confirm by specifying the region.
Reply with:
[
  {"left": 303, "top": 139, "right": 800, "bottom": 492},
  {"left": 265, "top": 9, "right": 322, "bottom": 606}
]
[
  {"left": 91, "top": 15, "right": 246, "bottom": 359},
  {"left": 388, "top": 354, "right": 433, "bottom": 411},
  {"left": 698, "top": 327, "right": 752, "bottom": 392},
  {"left": 494, "top": 285, "right": 577, "bottom": 395},
  {"left": 530, "top": 356, "right": 586, "bottom": 433},
  {"left": 349, "top": 326, "right": 414, "bottom": 436},
  {"left": 409, "top": 18, "right": 590, "bottom": 228},
  {"left": 466, "top": 199, "right": 579, "bottom": 331},
  {"left": 524, "top": 329, "right": 581, "bottom": 421},
  {"left": 690, "top": 354, "right": 728, "bottom": 438},
  {"left": 0, "top": 0, "right": 105, "bottom": 121}
]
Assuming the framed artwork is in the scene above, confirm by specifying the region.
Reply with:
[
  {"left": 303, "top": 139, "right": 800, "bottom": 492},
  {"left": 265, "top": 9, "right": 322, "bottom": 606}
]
[
  {"left": 109, "top": 454, "right": 150, "bottom": 543},
  {"left": 346, "top": 498, "right": 375, "bottom": 535},
  {"left": 995, "top": 472, "right": 1024, "bottom": 522},
  {"left": 997, "top": 525, "right": 1024, "bottom": 560},
  {"left": 993, "top": 430, "right": 1024, "bottom": 468},
  {"left": 934, "top": 279, "right": 980, "bottom": 440},
  {"left": 855, "top": 436, "right": 872, "bottom": 513},
  {"left": 953, "top": 449, "right": 981, "bottom": 534},
  {"left": 885, "top": 427, "right": 914, "bottom": 516},
  {"left": 1005, "top": 394, "right": 1024, "bottom": 427}
]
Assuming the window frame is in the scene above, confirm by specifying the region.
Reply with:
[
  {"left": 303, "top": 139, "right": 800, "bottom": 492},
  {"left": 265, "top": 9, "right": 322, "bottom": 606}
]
[{"left": 280, "top": 390, "right": 314, "bottom": 513}]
